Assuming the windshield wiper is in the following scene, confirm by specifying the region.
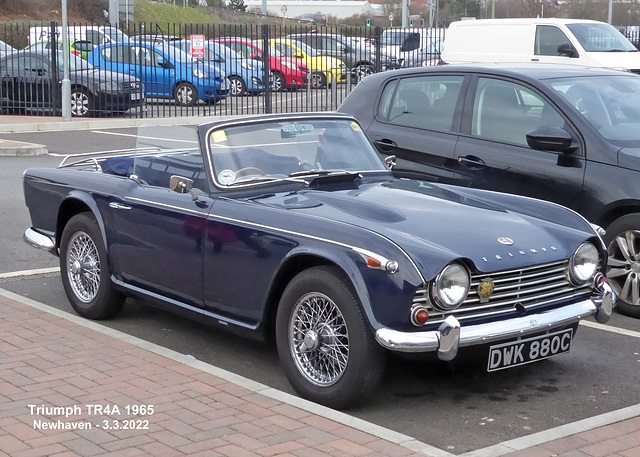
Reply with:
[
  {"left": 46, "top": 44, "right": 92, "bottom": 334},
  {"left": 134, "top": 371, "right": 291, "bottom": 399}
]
[
  {"left": 227, "top": 175, "right": 308, "bottom": 186},
  {"left": 289, "top": 169, "right": 338, "bottom": 178}
]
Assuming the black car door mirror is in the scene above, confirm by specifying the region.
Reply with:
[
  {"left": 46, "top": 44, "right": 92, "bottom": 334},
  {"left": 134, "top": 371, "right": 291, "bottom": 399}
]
[
  {"left": 158, "top": 59, "right": 174, "bottom": 69},
  {"left": 526, "top": 126, "right": 576, "bottom": 153},
  {"left": 557, "top": 43, "right": 579, "bottom": 58}
]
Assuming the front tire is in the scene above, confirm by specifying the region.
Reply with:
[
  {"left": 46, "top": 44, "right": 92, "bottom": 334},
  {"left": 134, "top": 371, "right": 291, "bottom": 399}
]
[
  {"left": 352, "top": 64, "right": 373, "bottom": 83},
  {"left": 604, "top": 213, "right": 640, "bottom": 318},
  {"left": 229, "top": 75, "right": 247, "bottom": 96},
  {"left": 70, "top": 88, "right": 93, "bottom": 117},
  {"left": 275, "top": 266, "right": 385, "bottom": 409},
  {"left": 175, "top": 82, "right": 198, "bottom": 106},
  {"left": 309, "top": 71, "right": 326, "bottom": 89},
  {"left": 60, "top": 213, "right": 125, "bottom": 320},
  {"left": 273, "top": 71, "right": 286, "bottom": 92}
]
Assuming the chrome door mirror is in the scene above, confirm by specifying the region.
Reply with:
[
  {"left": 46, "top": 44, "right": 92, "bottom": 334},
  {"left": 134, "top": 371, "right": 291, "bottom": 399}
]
[{"left": 384, "top": 155, "right": 396, "bottom": 169}]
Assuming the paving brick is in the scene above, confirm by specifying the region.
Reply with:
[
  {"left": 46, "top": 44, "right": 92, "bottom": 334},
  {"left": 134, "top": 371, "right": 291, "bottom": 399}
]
[{"left": 580, "top": 440, "right": 631, "bottom": 457}]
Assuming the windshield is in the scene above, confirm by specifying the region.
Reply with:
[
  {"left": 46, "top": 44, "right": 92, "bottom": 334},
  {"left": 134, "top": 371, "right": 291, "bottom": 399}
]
[
  {"left": 293, "top": 40, "right": 317, "bottom": 57},
  {"left": 56, "top": 54, "right": 94, "bottom": 70},
  {"left": 207, "top": 118, "right": 387, "bottom": 187},
  {"left": 159, "top": 43, "right": 193, "bottom": 63},
  {"left": 103, "top": 27, "right": 129, "bottom": 43},
  {"left": 546, "top": 74, "right": 640, "bottom": 144},
  {"left": 566, "top": 23, "right": 636, "bottom": 52},
  {"left": 380, "top": 30, "right": 413, "bottom": 46},
  {"left": 0, "top": 41, "right": 14, "bottom": 52}
]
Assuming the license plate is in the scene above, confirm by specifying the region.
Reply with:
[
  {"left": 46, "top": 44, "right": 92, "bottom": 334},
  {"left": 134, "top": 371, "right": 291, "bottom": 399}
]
[
  {"left": 487, "top": 328, "right": 573, "bottom": 372},
  {"left": 130, "top": 93, "right": 142, "bottom": 100}
]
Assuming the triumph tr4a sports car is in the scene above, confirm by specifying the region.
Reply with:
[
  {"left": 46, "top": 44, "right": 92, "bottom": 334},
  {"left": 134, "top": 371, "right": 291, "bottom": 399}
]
[{"left": 23, "top": 113, "right": 615, "bottom": 409}]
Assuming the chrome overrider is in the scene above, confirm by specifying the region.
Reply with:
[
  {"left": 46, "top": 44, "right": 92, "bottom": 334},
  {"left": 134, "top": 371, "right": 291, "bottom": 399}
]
[
  {"left": 376, "top": 274, "right": 615, "bottom": 361},
  {"left": 24, "top": 228, "right": 57, "bottom": 255}
]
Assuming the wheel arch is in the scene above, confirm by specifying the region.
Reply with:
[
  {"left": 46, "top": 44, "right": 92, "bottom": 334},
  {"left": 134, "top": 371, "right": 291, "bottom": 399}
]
[
  {"left": 595, "top": 202, "right": 640, "bottom": 231},
  {"left": 56, "top": 192, "right": 106, "bottom": 251},
  {"left": 262, "top": 251, "right": 369, "bottom": 342}
]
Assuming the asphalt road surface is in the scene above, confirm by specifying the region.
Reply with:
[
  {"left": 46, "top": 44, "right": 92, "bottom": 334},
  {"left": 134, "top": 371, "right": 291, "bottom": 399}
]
[{"left": 2, "top": 126, "right": 639, "bottom": 454}]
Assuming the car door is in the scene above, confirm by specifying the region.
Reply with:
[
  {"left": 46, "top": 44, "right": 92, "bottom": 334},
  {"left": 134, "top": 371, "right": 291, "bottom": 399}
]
[
  {"left": 107, "top": 153, "right": 214, "bottom": 308},
  {"left": 533, "top": 25, "right": 579, "bottom": 64},
  {"left": 134, "top": 46, "right": 173, "bottom": 96},
  {"left": 2, "top": 55, "right": 54, "bottom": 108},
  {"left": 366, "top": 74, "right": 466, "bottom": 182},
  {"left": 452, "top": 75, "right": 585, "bottom": 210}
]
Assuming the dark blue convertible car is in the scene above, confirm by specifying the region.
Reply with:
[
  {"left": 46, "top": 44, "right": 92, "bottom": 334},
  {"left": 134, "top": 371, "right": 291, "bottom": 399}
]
[{"left": 23, "top": 113, "right": 614, "bottom": 408}]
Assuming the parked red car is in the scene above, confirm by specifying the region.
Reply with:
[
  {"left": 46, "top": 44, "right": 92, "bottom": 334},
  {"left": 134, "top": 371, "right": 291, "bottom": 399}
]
[{"left": 215, "top": 38, "right": 309, "bottom": 91}]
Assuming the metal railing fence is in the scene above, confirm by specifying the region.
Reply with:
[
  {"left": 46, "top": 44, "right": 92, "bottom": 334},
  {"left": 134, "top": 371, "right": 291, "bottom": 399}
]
[{"left": 0, "top": 21, "right": 445, "bottom": 119}]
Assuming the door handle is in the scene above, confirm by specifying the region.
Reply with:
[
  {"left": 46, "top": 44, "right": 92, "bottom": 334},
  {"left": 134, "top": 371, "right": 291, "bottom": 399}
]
[
  {"left": 109, "top": 202, "right": 132, "bottom": 210},
  {"left": 457, "top": 155, "right": 486, "bottom": 169},
  {"left": 374, "top": 138, "right": 398, "bottom": 149}
]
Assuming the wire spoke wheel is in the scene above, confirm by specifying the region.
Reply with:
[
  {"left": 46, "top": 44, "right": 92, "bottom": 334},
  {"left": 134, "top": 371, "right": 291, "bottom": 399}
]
[
  {"left": 67, "top": 231, "right": 101, "bottom": 303},
  {"left": 289, "top": 292, "right": 349, "bottom": 387}
]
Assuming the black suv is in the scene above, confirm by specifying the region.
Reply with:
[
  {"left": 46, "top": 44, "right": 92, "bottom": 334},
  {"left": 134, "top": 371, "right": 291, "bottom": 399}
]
[{"left": 339, "top": 63, "right": 640, "bottom": 318}]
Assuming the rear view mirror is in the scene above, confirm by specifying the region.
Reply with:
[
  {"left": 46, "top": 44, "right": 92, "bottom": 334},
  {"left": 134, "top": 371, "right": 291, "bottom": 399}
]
[{"left": 526, "top": 126, "right": 576, "bottom": 152}]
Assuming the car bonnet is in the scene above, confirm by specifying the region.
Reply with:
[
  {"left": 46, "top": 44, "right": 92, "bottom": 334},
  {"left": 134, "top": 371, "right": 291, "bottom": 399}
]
[{"left": 258, "top": 179, "right": 592, "bottom": 279}]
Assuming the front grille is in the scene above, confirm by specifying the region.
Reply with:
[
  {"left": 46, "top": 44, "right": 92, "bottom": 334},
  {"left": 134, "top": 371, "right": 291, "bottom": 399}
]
[
  {"left": 413, "top": 260, "right": 593, "bottom": 324},
  {"left": 123, "top": 81, "right": 141, "bottom": 91}
]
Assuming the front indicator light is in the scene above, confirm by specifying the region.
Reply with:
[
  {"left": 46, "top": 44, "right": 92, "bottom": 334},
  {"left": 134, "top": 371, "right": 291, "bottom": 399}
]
[{"left": 411, "top": 306, "right": 429, "bottom": 326}]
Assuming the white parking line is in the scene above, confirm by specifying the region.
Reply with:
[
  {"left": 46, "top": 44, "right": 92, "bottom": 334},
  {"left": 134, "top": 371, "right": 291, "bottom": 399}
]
[
  {"left": 581, "top": 320, "right": 640, "bottom": 338},
  {"left": 0, "top": 267, "right": 59, "bottom": 280},
  {"left": 90, "top": 130, "right": 198, "bottom": 143}
]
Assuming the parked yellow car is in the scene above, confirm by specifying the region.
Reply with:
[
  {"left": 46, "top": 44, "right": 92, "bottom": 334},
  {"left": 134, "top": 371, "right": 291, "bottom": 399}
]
[{"left": 269, "top": 38, "right": 346, "bottom": 88}]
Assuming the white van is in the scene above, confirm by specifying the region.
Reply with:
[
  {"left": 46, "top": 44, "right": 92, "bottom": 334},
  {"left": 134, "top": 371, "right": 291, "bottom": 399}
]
[
  {"left": 441, "top": 18, "right": 640, "bottom": 72},
  {"left": 29, "top": 25, "right": 129, "bottom": 47}
]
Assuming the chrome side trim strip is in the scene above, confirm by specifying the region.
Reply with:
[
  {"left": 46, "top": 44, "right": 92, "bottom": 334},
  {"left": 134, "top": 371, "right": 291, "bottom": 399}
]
[
  {"left": 111, "top": 278, "right": 258, "bottom": 330},
  {"left": 122, "top": 196, "right": 209, "bottom": 217},
  {"left": 208, "top": 212, "right": 426, "bottom": 284}
]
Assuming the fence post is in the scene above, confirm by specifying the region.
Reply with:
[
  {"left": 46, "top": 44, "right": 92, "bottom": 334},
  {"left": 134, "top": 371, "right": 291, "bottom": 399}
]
[
  {"left": 50, "top": 21, "right": 60, "bottom": 117},
  {"left": 262, "top": 24, "right": 271, "bottom": 114},
  {"left": 374, "top": 26, "right": 382, "bottom": 73}
]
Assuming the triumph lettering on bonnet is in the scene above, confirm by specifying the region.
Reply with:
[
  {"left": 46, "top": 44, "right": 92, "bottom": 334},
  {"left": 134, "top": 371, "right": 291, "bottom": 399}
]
[{"left": 482, "top": 246, "right": 558, "bottom": 262}]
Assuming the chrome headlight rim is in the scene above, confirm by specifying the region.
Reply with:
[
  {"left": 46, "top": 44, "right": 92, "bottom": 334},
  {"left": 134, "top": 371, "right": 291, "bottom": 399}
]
[
  {"left": 569, "top": 242, "right": 599, "bottom": 284},
  {"left": 430, "top": 262, "right": 471, "bottom": 311}
]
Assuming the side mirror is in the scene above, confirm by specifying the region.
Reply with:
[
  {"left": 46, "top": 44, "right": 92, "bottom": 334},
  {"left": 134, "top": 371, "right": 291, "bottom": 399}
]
[
  {"left": 158, "top": 59, "right": 174, "bottom": 69},
  {"left": 251, "top": 53, "right": 259, "bottom": 59},
  {"left": 557, "top": 43, "right": 579, "bottom": 58},
  {"left": 526, "top": 126, "right": 576, "bottom": 153}
]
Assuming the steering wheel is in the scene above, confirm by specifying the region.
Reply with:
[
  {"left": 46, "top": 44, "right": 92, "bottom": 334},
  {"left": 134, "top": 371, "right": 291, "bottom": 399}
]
[{"left": 235, "top": 167, "right": 267, "bottom": 178}]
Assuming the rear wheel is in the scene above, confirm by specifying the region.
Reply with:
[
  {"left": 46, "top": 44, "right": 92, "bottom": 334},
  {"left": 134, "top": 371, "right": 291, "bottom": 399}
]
[
  {"left": 70, "top": 88, "right": 93, "bottom": 117},
  {"left": 604, "top": 213, "right": 640, "bottom": 318},
  {"left": 275, "top": 266, "right": 385, "bottom": 409},
  {"left": 175, "top": 82, "right": 198, "bottom": 106},
  {"left": 60, "top": 213, "right": 125, "bottom": 320}
]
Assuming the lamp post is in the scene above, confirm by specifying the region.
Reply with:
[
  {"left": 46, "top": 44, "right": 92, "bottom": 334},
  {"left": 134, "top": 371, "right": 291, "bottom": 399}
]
[{"left": 61, "top": 0, "right": 71, "bottom": 120}]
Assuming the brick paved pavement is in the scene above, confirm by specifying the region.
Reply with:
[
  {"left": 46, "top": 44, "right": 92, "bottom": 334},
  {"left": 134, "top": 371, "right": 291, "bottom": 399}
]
[{"left": 1, "top": 288, "right": 639, "bottom": 457}]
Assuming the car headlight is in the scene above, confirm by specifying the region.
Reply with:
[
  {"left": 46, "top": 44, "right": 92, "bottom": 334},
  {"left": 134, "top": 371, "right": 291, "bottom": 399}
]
[
  {"left": 569, "top": 242, "right": 599, "bottom": 284},
  {"left": 193, "top": 68, "right": 209, "bottom": 79},
  {"left": 431, "top": 263, "right": 470, "bottom": 310},
  {"left": 97, "top": 80, "right": 122, "bottom": 92},
  {"left": 241, "top": 62, "right": 257, "bottom": 71}
]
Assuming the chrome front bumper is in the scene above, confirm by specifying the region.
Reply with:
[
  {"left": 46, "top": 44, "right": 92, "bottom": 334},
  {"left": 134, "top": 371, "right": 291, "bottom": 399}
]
[
  {"left": 24, "top": 228, "right": 57, "bottom": 255},
  {"left": 375, "top": 281, "right": 615, "bottom": 361}
]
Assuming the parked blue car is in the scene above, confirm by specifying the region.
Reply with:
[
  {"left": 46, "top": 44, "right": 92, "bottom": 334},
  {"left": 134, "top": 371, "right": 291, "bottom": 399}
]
[
  {"left": 169, "top": 40, "right": 266, "bottom": 96},
  {"left": 88, "top": 42, "right": 229, "bottom": 106}
]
